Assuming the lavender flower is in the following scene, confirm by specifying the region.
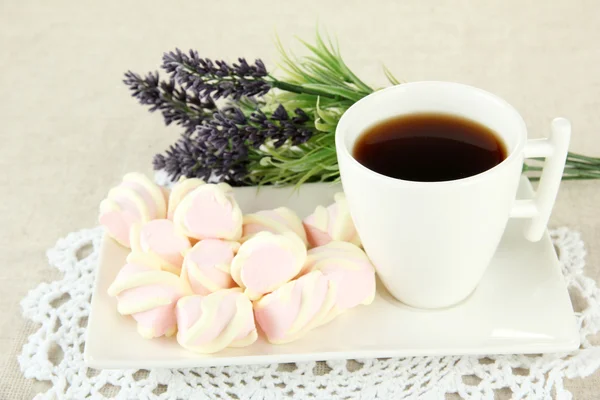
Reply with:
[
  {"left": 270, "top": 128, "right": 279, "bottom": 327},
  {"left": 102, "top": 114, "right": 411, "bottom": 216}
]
[
  {"left": 251, "top": 105, "right": 312, "bottom": 147},
  {"left": 154, "top": 105, "right": 314, "bottom": 184},
  {"left": 124, "top": 71, "right": 216, "bottom": 134},
  {"left": 162, "top": 49, "right": 271, "bottom": 100},
  {"left": 198, "top": 104, "right": 312, "bottom": 148},
  {"left": 153, "top": 131, "right": 250, "bottom": 184}
]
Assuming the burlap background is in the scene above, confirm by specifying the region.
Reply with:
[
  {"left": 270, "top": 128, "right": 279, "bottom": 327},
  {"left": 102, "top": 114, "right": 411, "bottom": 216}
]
[{"left": 1, "top": 1, "right": 599, "bottom": 398}]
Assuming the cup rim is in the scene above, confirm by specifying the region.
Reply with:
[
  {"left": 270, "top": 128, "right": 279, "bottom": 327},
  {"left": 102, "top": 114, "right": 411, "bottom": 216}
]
[{"left": 335, "top": 81, "right": 528, "bottom": 187}]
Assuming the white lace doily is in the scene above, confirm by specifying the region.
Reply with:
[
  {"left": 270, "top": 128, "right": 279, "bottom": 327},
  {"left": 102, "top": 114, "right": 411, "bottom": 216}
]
[{"left": 18, "top": 227, "right": 600, "bottom": 400}]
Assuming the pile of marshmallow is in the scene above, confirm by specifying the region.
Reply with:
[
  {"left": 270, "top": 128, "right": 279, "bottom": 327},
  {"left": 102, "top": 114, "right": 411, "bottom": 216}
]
[{"left": 99, "top": 173, "right": 376, "bottom": 354}]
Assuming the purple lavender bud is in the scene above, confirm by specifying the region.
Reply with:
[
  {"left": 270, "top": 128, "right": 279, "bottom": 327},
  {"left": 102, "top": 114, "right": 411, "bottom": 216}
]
[
  {"left": 153, "top": 154, "right": 166, "bottom": 170},
  {"left": 271, "top": 104, "right": 289, "bottom": 121},
  {"left": 161, "top": 50, "right": 271, "bottom": 100},
  {"left": 123, "top": 70, "right": 216, "bottom": 135}
]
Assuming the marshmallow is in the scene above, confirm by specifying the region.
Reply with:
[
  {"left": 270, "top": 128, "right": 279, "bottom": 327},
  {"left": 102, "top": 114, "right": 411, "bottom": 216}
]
[
  {"left": 129, "top": 219, "right": 191, "bottom": 274},
  {"left": 303, "top": 193, "right": 361, "bottom": 248},
  {"left": 253, "top": 271, "right": 336, "bottom": 344},
  {"left": 167, "top": 177, "right": 205, "bottom": 220},
  {"left": 99, "top": 172, "right": 167, "bottom": 247},
  {"left": 181, "top": 239, "right": 240, "bottom": 295},
  {"left": 230, "top": 232, "right": 307, "bottom": 300},
  {"left": 242, "top": 207, "right": 308, "bottom": 246},
  {"left": 176, "top": 288, "right": 257, "bottom": 353},
  {"left": 173, "top": 183, "right": 243, "bottom": 241},
  {"left": 107, "top": 252, "right": 189, "bottom": 338},
  {"left": 304, "top": 241, "right": 376, "bottom": 323}
]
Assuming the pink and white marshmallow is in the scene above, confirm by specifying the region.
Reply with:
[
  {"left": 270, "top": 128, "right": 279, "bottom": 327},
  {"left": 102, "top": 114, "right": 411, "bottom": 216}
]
[
  {"left": 253, "top": 270, "right": 336, "bottom": 344},
  {"left": 99, "top": 173, "right": 167, "bottom": 247},
  {"left": 107, "top": 252, "right": 189, "bottom": 338},
  {"left": 303, "top": 192, "right": 361, "bottom": 248},
  {"left": 230, "top": 232, "right": 307, "bottom": 300},
  {"left": 173, "top": 183, "right": 243, "bottom": 241},
  {"left": 129, "top": 219, "right": 191, "bottom": 274},
  {"left": 167, "top": 177, "right": 205, "bottom": 219},
  {"left": 242, "top": 207, "right": 308, "bottom": 246},
  {"left": 180, "top": 239, "right": 240, "bottom": 295},
  {"left": 176, "top": 288, "right": 257, "bottom": 353},
  {"left": 304, "top": 241, "right": 376, "bottom": 324}
]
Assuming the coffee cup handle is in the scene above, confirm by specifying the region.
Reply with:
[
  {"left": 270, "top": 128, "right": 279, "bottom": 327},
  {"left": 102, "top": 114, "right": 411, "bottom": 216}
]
[{"left": 509, "top": 118, "right": 571, "bottom": 242}]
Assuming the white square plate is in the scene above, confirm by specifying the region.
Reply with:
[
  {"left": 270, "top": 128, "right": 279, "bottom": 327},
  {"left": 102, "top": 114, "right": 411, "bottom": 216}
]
[{"left": 85, "top": 177, "right": 579, "bottom": 369}]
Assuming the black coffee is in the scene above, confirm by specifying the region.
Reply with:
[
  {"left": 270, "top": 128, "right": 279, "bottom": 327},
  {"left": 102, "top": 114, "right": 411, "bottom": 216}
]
[{"left": 353, "top": 113, "right": 507, "bottom": 182}]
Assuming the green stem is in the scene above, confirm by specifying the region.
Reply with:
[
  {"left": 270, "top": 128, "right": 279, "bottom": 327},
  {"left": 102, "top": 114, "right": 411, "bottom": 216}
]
[
  {"left": 567, "top": 152, "right": 600, "bottom": 164},
  {"left": 525, "top": 165, "right": 600, "bottom": 174},
  {"left": 529, "top": 154, "right": 600, "bottom": 166},
  {"left": 531, "top": 175, "right": 600, "bottom": 181},
  {"left": 565, "top": 172, "right": 600, "bottom": 179},
  {"left": 524, "top": 151, "right": 600, "bottom": 181},
  {"left": 269, "top": 79, "right": 340, "bottom": 100},
  {"left": 566, "top": 160, "right": 600, "bottom": 171}
]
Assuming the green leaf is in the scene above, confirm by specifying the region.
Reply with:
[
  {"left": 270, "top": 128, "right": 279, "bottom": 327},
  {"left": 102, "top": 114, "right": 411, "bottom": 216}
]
[
  {"left": 302, "top": 83, "right": 366, "bottom": 102},
  {"left": 302, "top": 62, "right": 347, "bottom": 86},
  {"left": 315, "top": 97, "right": 340, "bottom": 125},
  {"left": 314, "top": 31, "right": 373, "bottom": 92},
  {"left": 298, "top": 38, "right": 343, "bottom": 75},
  {"left": 314, "top": 118, "right": 335, "bottom": 132},
  {"left": 383, "top": 64, "right": 401, "bottom": 85}
]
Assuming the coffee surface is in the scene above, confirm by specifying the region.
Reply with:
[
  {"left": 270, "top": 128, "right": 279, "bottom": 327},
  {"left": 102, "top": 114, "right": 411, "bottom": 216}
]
[{"left": 353, "top": 113, "right": 507, "bottom": 182}]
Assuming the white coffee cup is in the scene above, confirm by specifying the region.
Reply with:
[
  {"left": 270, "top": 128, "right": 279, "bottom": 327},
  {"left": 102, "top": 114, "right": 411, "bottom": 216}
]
[{"left": 335, "top": 81, "right": 570, "bottom": 309}]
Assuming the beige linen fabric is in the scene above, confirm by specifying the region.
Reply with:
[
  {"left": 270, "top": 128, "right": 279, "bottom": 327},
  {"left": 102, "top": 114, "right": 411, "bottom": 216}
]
[{"left": 1, "top": 1, "right": 599, "bottom": 398}]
